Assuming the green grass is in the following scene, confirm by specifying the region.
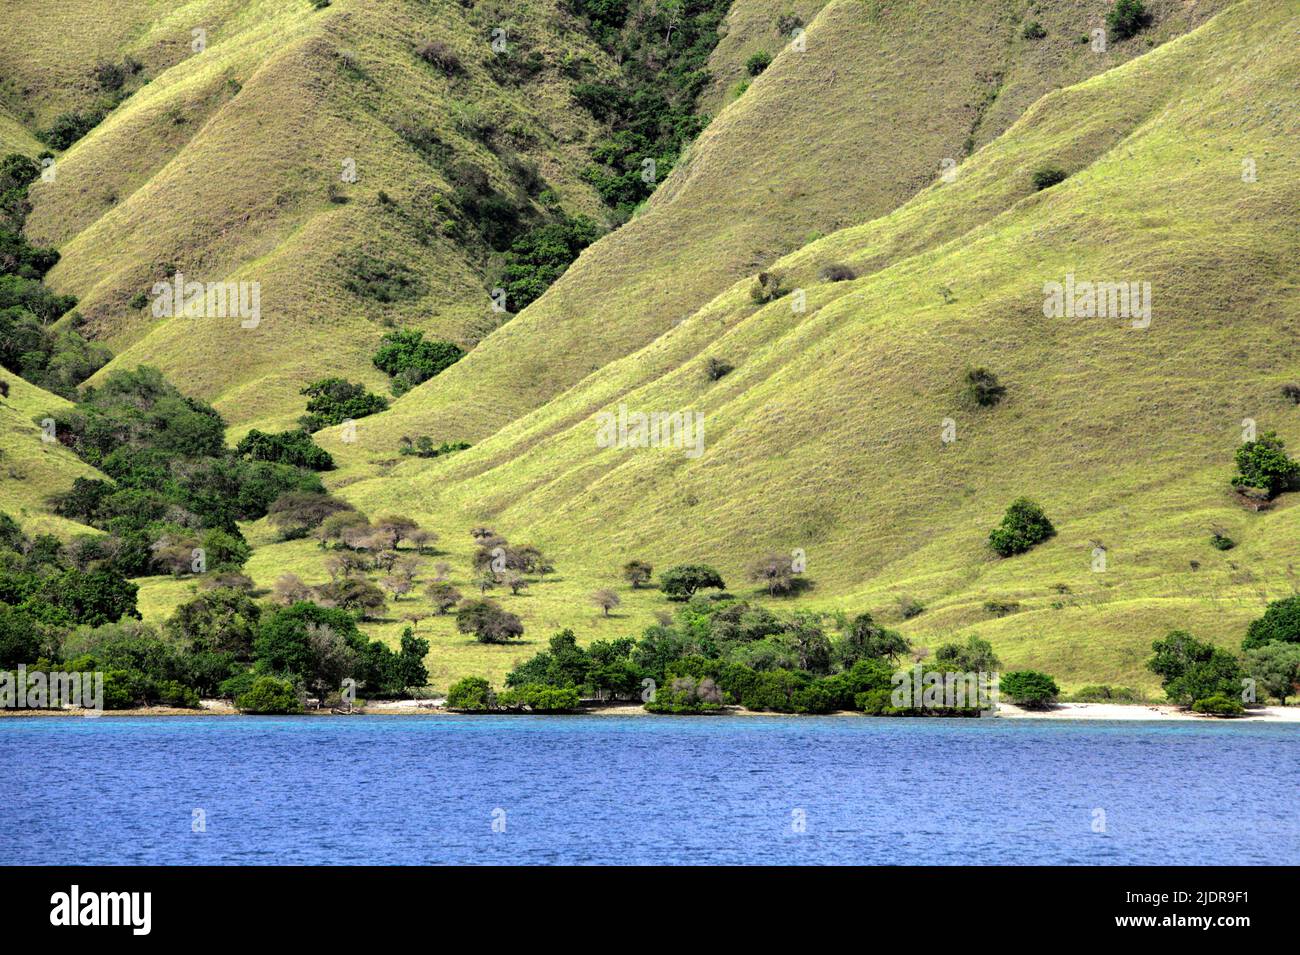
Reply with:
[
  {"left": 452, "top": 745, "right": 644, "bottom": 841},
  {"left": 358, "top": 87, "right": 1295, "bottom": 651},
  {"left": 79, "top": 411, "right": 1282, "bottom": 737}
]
[
  {"left": 0, "top": 374, "right": 105, "bottom": 537},
  {"left": 4, "top": 0, "right": 616, "bottom": 436},
  {"left": 9, "top": 0, "right": 1296, "bottom": 697},
  {"left": 168, "top": 0, "right": 1294, "bottom": 694}
]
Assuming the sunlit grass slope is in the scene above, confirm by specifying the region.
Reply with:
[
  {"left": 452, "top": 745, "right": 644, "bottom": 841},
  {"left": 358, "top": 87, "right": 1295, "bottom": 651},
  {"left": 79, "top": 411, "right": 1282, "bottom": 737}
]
[
  {"left": 8, "top": 0, "right": 614, "bottom": 435},
  {"left": 179, "top": 0, "right": 1300, "bottom": 694},
  {"left": 322, "top": 0, "right": 1234, "bottom": 476},
  {"left": 0, "top": 375, "right": 105, "bottom": 537}
]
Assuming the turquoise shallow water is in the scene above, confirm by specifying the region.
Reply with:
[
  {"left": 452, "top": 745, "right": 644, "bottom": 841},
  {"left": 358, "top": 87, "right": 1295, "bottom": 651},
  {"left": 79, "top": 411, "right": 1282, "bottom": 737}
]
[{"left": 2, "top": 715, "right": 1295, "bottom": 864}]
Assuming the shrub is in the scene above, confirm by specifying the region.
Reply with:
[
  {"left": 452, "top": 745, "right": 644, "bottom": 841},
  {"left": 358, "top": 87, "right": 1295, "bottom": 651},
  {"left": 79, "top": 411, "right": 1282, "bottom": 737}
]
[
  {"left": 1231, "top": 431, "right": 1298, "bottom": 499},
  {"left": 1282, "top": 383, "right": 1300, "bottom": 405},
  {"left": 965, "top": 367, "right": 1006, "bottom": 406},
  {"left": 39, "top": 108, "right": 109, "bottom": 150},
  {"left": 1106, "top": 0, "right": 1149, "bottom": 41},
  {"left": 983, "top": 599, "right": 1020, "bottom": 617},
  {"left": 372, "top": 329, "right": 464, "bottom": 394},
  {"left": 1069, "top": 684, "right": 1145, "bottom": 703},
  {"left": 236, "top": 429, "right": 335, "bottom": 470},
  {"left": 416, "top": 40, "right": 463, "bottom": 75},
  {"left": 299, "top": 378, "right": 389, "bottom": 430},
  {"left": 658, "top": 564, "right": 726, "bottom": 600},
  {"left": 1031, "top": 166, "right": 1068, "bottom": 191},
  {"left": 1209, "top": 531, "right": 1235, "bottom": 551},
  {"left": 776, "top": 12, "right": 803, "bottom": 35},
  {"left": 988, "top": 498, "right": 1055, "bottom": 557},
  {"left": 446, "top": 675, "right": 494, "bottom": 710},
  {"left": 497, "top": 683, "right": 581, "bottom": 712},
  {"left": 1022, "top": 21, "right": 1046, "bottom": 40},
  {"left": 819, "top": 263, "right": 855, "bottom": 282},
  {"left": 704, "top": 356, "right": 734, "bottom": 381},
  {"left": 342, "top": 254, "right": 424, "bottom": 303},
  {"left": 1000, "top": 670, "right": 1059, "bottom": 708},
  {"left": 749, "top": 270, "right": 787, "bottom": 304},
  {"left": 455, "top": 599, "right": 524, "bottom": 643},
  {"left": 1242, "top": 595, "right": 1300, "bottom": 651},
  {"left": 1192, "top": 694, "right": 1244, "bottom": 717},
  {"left": 623, "top": 559, "right": 653, "bottom": 589},
  {"left": 897, "top": 596, "right": 925, "bottom": 619},
  {"left": 745, "top": 51, "right": 772, "bottom": 76},
  {"left": 235, "top": 675, "right": 301, "bottom": 714}
]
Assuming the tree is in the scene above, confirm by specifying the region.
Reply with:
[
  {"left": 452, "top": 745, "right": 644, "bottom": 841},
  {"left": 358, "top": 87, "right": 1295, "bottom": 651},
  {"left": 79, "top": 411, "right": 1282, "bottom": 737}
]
[
  {"left": 392, "top": 628, "right": 430, "bottom": 694},
  {"left": 455, "top": 599, "right": 524, "bottom": 643},
  {"left": 235, "top": 429, "right": 334, "bottom": 470},
  {"left": 1244, "top": 644, "right": 1300, "bottom": 705},
  {"left": 1232, "top": 431, "right": 1298, "bottom": 499},
  {"left": 988, "top": 498, "right": 1055, "bottom": 557},
  {"left": 446, "top": 676, "right": 494, "bottom": 710},
  {"left": 1106, "top": 0, "right": 1148, "bottom": 40},
  {"left": 623, "top": 559, "right": 653, "bottom": 589},
  {"left": 1000, "top": 671, "right": 1059, "bottom": 709},
  {"left": 591, "top": 588, "right": 620, "bottom": 616},
  {"left": 267, "top": 492, "right": 353, "bottom": 540},
  {"left": 372, "top": 330, "right": 464, "bottom": 395},
  {"left": 315, "top": 578, "right": 387, "bottom": 619},
  {"left": 253, "top": 602, "right": 366, "bottom": 705},
  {"left": 165, "top": 587, "right": 261, "bottom": 660},
  {"left": 748, "top": 553, "right": 798, "bottom": 596},
  {"left": 1243, "top": 595, "right": 1300, "bottom": 651},
  {"left": 1148, "top": 630, "right": 1244, "bottom": 707},
  {"left": 837, "top": 612, "right": 909, "bottom": 666},
  {"left": 934, "top": 635, "right": 1001, "bottom": 672},
  {"left": 500, "top": 569, "right": 528, "bottom": 595},
  {"left": 658, "top": 563, "right": 725, "bottom": 600},
  {"left": 426, "top": 582, "right": 462, "bottom": 614},
  {"left": 235, "top": 675, "right": 302, "bottom": 714},
  {"left": 25, "top": 568, "right": 140, "bottom": 628},
  {"left": 299, "top": 378, "right": 389, "bottom": 430}
]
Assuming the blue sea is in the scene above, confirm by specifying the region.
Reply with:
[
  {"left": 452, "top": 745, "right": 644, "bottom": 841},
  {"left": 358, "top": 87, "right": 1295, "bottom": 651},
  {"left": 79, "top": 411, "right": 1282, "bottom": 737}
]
[{"left": 2, "top": 715, "right": 1295, "bottom": 865}]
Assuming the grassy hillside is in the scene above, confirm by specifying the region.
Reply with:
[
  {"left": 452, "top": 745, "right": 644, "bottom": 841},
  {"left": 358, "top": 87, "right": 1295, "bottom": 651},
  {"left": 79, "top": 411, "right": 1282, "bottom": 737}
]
[
  {"left": 318, "top": 0, "right": 1234, "bottom": 476},
  {"left": 163, "top": 0, "right": 1299, "bottom": 694},
  {"left": 6, "top": 0, "right": 615, "bottom": 435},
  {"left": 0, "top": 374, "right": 105, "bottom": 537},
  {"left": 9, "top": 0, "right": 1294, "bottom": 698}
]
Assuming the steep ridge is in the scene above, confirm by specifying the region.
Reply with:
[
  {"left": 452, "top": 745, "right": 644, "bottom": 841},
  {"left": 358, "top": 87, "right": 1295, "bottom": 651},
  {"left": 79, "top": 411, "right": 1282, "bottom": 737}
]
[
  {"left": 6, "top": 0, "right": 615, "bottom": 433},
  {"left": 325, "top": 0, "right": 1235, "bottom": 471},
  {"left": 276, "top": 0, "right": 1300, "bottom": 688}
]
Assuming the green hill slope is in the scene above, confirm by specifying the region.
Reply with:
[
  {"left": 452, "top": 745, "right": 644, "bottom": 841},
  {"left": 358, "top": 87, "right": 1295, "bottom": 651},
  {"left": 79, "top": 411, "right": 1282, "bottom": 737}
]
[
  {"left": 242, "top": 0, "right": 1298, "bottom": 691},
  {"left": 0, "top": 374, "right": 106, "bottom": 536},
  {"left": 322, "top": 0, "right": 1235, "bottom": 476},
  {"left": 4, "top": 0, "right": 615, "bottom": 434}
]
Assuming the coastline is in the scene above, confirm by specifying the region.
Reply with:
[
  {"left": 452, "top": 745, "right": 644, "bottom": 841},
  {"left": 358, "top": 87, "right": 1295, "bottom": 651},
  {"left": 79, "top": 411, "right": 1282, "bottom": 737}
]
[{"left": 2, "top": 700, "right": 1297, "bottom": 721}]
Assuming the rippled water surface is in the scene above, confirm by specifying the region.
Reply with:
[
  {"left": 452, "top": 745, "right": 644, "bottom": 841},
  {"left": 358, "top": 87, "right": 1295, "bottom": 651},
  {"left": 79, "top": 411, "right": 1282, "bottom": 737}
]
[{"left": 3, "top": 715, "right": 1296, "bottom": 864}]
